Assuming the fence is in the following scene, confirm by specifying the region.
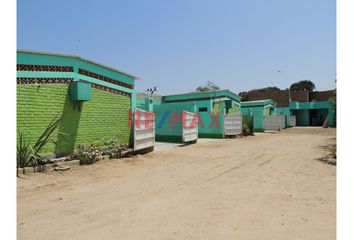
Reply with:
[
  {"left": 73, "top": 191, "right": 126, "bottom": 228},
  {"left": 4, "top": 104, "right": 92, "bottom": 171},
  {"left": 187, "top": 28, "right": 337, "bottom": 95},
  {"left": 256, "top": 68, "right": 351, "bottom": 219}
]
[
  {"left": 263, "top": 115, "right": 283, "bottom": 131},
  {"left": 279, "top": 115, "right": 286, "bottom": 129},
  {"left": 134, "top": 109, "right": 155, "bottom": 151},
  {"left": 182, "top": 111, "right": 198, "bottom": 143},
  {"left": 290, "top": 115, "right": 296, "bottom": 127},
  {"left": 224, "top": 113, "right": 242, "bottom": 136}
]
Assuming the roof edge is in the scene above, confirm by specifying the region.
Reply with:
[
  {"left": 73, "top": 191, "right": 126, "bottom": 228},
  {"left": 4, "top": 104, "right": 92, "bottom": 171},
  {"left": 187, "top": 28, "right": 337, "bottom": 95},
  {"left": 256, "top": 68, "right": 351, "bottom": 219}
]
[
  {"left": 163, "top": 89, "right": 241, "bottom": 99},
  {"left": 17, "top": 49, "right": 140, "bottom": 80},
  {"left": 241, "top": 99, "right": 275, "bottom": 104}
]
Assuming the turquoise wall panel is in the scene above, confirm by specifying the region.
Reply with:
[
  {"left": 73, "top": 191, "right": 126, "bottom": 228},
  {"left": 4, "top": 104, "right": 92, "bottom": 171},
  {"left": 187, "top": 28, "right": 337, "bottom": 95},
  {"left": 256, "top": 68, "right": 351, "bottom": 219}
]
[
  {"left": 328, "top": 107, "right": 335, "bottom": 127},
  {"left": 289, "top": 101, "right": 333, "bottom": 109},
  {"left": 154, "top": 102, "right": 196, "bottom": 141},
  {"left": 197, "top": 111, "right": 224, "bottom": 137},
  {"left": 195, "top": 100, "right": 212, "bottom": 112},
  {"left": 294, "top": 109, "right": 310, "bottom": 126},
  {"left": 241, "top": 107, "right": 264, "bottom": 131}
]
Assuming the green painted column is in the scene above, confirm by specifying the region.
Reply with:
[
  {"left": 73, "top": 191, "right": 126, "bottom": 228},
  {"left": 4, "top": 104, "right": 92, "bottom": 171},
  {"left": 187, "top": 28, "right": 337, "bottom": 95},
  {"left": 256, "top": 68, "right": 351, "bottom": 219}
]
[
  {"left": 131, "top": 91, "right": 137, "bottom": 111},
  {"left": 328, "top": 106, "right": 334, "bottom": 127}
]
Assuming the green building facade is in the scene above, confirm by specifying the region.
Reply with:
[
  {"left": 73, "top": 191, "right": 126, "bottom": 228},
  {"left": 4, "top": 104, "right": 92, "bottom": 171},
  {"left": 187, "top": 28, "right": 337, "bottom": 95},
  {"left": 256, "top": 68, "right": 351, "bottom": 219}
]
[
  {"left": 17, "top": 50, "right": 138, "bottom": 156},
  {"left": 160, "top": 90, "right": 241, "bottom": 138},
  {"left": 273, "top": 101, "right": 335, "bottom": 127},
  {"left": 288, "top": 101, "right": 335, "bottom": 127},
  {"left": 240, "top": 99, "right": 276, "bottom": 132},
  {"left": 154, "top": 101, "right": 197, "bottom": 142}
]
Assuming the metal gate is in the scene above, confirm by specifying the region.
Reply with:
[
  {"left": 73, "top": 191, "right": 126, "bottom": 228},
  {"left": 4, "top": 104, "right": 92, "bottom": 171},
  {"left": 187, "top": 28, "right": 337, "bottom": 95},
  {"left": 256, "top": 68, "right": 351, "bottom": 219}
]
[
  {"left": 279, "top": 115, "right": 286, "bottom": 129},
  {"left": 182, "top": 111, "right": 198, "bottom": 143},
  {"left": 290, "top": 115, "right": 296, "bottom": 127},
  {"left": 224, "top": 112, "right": 242, "bottom": 136},
  {"left": 134, "top": 109, "right": 155, "bottom": 151},
  {"left": 263, "top": 115, "right": 281, "bottom": 131}
]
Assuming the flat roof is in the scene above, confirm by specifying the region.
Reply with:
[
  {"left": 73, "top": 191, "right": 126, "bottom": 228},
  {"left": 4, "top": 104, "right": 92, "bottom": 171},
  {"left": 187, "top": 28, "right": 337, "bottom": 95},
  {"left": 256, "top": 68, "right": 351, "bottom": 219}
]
[
  {"left": 17, "top": 49, "right": 140, "bottom": 80},
  {"left": 241, "top": 99, "right": 276, "bottom": 107},
  {"left": 162, "top": 89, "right": 241, "bottom": 103}
]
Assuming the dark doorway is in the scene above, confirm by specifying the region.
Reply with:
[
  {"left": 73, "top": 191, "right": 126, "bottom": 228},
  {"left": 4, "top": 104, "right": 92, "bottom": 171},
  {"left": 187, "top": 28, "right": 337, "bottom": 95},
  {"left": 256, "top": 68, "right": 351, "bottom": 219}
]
[
  {"left": 309, "top": 109, "right": 328, "bottom": 126},
  {"left": 309, "top": 109, "right": 318, "bottom": 126}
]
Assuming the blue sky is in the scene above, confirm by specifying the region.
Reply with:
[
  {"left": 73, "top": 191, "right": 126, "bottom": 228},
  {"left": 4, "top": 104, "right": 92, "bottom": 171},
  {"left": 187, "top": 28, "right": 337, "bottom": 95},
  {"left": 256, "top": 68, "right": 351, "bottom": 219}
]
[{"left": 17, "top": 0, "right": 336, "bottom": 94}]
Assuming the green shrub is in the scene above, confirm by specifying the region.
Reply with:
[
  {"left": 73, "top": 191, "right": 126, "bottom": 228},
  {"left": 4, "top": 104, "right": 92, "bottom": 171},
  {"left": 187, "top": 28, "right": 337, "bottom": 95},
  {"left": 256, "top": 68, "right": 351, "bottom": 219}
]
[
  {"left": 102, "top": 137, "right": 130, "bottom": 159},
  {"left": 242, "top": 114, "right": 254, "bottom": 136},
  {"left": 76, "top": 144, "right": 101, "bottom": 165},
  {"left": 103, "top": 137, "right": 122, "bottom": 159}
]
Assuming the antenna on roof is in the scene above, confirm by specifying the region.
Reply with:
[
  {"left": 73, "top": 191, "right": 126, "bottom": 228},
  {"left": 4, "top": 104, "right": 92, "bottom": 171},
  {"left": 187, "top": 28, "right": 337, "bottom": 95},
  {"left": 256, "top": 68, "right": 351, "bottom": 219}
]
[{"left": 146, "top": 86, "right": 157, "bottom": 95}]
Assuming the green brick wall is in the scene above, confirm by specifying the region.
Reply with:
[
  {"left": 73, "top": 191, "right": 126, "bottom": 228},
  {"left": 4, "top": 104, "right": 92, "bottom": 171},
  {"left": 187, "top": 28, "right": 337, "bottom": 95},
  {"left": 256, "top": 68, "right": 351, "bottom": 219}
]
[{"left": 17, "top": 84, "right": 131, "bottom": 156}]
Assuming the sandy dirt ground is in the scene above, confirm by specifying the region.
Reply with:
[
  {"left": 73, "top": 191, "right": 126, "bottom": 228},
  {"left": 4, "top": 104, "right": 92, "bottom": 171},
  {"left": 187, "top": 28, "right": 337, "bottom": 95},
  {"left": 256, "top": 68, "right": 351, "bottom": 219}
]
[{"left": 17, "top": 127, "right": 336, "bottom": 240}]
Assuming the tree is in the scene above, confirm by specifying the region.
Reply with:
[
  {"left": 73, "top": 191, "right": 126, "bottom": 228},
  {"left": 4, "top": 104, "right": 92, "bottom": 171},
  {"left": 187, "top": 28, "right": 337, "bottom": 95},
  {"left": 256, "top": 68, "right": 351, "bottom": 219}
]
[
  {"left": 290, "top": 80, "right": 316, "bottom": 92},
  {"left": 238, "top": 91, "right": 248, "bottom": 100},
  {"left": 196, "top": 81, "right": 220, "bottom": 92},
  {"left": 265, "top": 86, "right": 280, "bottom": 91}
]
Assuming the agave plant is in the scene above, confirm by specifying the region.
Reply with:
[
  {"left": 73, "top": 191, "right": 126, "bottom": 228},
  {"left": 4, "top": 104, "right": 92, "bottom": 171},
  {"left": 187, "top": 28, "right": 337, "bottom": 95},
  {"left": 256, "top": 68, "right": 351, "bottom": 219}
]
[
  {"left": 16, "top": 132, "right": 32, "bottom": 170},
  {"left": 31, "top": 115, "right": 64, "bottom": 163},
  {"left": 16, "top": 115, "right": 67, "bottom": 175}
]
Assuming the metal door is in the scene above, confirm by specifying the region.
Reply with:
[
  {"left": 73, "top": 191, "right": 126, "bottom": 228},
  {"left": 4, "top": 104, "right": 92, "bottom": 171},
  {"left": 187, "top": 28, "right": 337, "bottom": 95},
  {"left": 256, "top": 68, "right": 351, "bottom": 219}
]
[
  {"left": 224, "top": 113, "right": 242, "bottom": 136},
  {"left": 182, "top": 111, "right": 198, "bottom": 143},
  {"left": 134, "top": 109, "right": 155, "bottom": 151},
  {"left": 290, "top": 115, "right": 296, "bottom": 127},
  {"left": 279, "top": 115, "right": 286, "bottom": 129},
  {"left": 263, "top": 115, "right": 281, "bottom": 131}
]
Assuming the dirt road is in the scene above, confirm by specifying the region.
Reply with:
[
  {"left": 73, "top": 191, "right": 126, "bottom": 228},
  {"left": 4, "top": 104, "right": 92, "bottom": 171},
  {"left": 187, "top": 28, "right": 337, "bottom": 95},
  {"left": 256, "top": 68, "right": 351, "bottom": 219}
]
[{"left": 17, "top": 127, "right": 336, "bottom": 240}]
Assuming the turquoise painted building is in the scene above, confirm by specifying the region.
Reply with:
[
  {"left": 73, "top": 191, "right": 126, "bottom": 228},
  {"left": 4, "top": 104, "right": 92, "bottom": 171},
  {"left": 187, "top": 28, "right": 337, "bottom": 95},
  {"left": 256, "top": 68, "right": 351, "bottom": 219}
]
[
  {"left": 159, "top": 90, "right": 241, "bottom": 138},
  {"left": 241, "top": 98, "right": 335, "bottom": 129},
  {"left": 288, "top": 101, "right": 335, "bottom": 127},
  {"left": 273, "top": 101, "right": 336, "bottom": 127},
  {"left": 241, "top": 99, "right": 277, "bottom": 132},
  {"left": 137, "top": 98, "right": 198, "bottom": 143}
]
